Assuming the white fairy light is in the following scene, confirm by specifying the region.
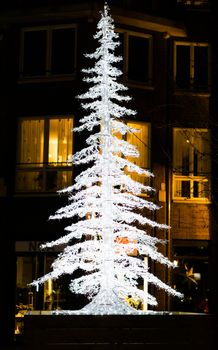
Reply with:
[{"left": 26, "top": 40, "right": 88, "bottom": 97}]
[{"left": 30, "top": 2, "right": 183, "bottom": 314}]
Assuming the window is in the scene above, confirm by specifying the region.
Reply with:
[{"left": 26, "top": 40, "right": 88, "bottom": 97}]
[
  {"left": 15, "top": 240, "right": 86, "bottom": 334},
  {"left": 16, "top": 117, "right": 73, "bottom": 193},
  {"left": 116, "top": 30, "right": 152, "bottom": 85},
  {"left": 174, "top": 42, "right": 209, "bottom": 90},
  {"left": 20, "top": 24, "right": 76, "bottom": 78},
  {"left": 173, "top": 128, "right": 210, "bottom": 201},
  {"left": 114, "top": 121, "right": 150, "bottom": 187},
  {"left": 172, "top": 240, "right": 209, "bottom": 313},
  {"left": 15, "top": 241, "right": 88, "bottom": 324}
]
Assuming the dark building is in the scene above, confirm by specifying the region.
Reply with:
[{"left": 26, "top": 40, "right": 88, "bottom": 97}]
[{"left": 0, "top": 0, "right": 216, "bottom": 346}]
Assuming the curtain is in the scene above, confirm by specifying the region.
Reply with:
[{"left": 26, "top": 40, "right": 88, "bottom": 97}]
[
  {"left": 20, "top": 119, "right": 44, "bottom": 166},
  {"left": 48, "top": 118, "right": 73, "bottom": 165}
]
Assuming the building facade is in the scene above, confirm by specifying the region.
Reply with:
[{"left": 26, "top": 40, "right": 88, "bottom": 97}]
[{"left": 0, "top": 0, "right": 215, "bottom": 346}]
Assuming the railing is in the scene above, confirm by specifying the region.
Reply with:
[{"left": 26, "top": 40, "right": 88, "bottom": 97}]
[
  {"left": 173, "top": 174, "right": 210, "bottom": 201},
  {"left": 16, "top": 163, "right": 72, "bottom": 193}
]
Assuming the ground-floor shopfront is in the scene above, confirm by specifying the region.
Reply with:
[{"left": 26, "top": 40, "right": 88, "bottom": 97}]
[{"left": 14, "top": 238, "right": 211, "bottom": 336}]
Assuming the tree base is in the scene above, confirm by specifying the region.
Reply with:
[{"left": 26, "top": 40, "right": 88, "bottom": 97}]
[{"left": 80, "top": 288, "right": 138, "bottom": 314}]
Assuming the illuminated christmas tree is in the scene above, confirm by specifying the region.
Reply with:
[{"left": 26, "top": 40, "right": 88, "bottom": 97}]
[{"left": 31, "top": 3, "right": 182, "bottom": 314}]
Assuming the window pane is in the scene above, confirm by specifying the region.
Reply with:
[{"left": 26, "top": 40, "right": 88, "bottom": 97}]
[
  {"left": 46, "top": 170, "right": 72, "bottom": 191},
  {"left": 190, "top": 130, "right": 210, "bottom": 175},
  {"left": 128, "top": 36, "right": 149, "bottom": 82},
  {"left": 174, "top": 178, "right": 182, "bottom": 197},
  {"left": 19, "top": 120, "right": 44, "bottom": 166},
  {"left": 16, "top": 256, "right": 37, "bottom": 290},
  {"left": 16, "top": 171, "right": 44, "bottom": 192},
  {"left": 198, "top": 179, "right": 209, "bottom": 198},
  {"left": 172, "top": 242, "right": 209, "bottom": 313},
  {"left": 182, "top": 180, "right": 191, "bottom": 198},
  {"left": 173, "top": 129, "right": 189, "bottom": 174},
  {"left": 48, "top": 119, "right": 73, "bottom": 165},
  {"left": 51, "top": 28, "right": 75, "bottom": 74},
  {"left": 15, "top": 255, "right": 38, "bottom": 333},
  {"left": 176, "top": 45, "right": 190, "bottom": 88},
  {"left": 174, "top": 129, "right": 210, "bottom": 175},
  {"left": 127, "top": 122, "right": 149, "bottom": 168},
  {"left": 194, "top": 46, "right": 208, "bottom": 89},
  {"left": 126, "top": 122, "right": 149, "bottom": 185},
  {"left": 23, "top": 30, "right": 46, "bottom": 76}
]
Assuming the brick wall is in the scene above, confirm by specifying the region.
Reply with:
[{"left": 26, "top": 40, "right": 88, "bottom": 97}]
[{"left": 171, "top": 203, "right": 210, "bottom": 240}]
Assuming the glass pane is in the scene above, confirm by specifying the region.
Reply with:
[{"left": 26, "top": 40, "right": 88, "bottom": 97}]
[
  {"left": 181, "top": 180, "right": 190, "bottom": 198},
  {"left": 19, "top": 119, "right": 44, "bottom": 166},
  {"left": 197, "top": 179, "right": 209, "bottom": 198},
  {"left": 194, "top": 46, "right": 208, "bottom": 89},
  {"left": 126, "top": 122, "right": 149, "bottom": 185},
  {"left": 43, "top": 255, "right": 87, "bottom": 311},
  {"left": 174, "top": 129, "right": 192, "bottom": 174},
  {"left": 127, "top": 122, "right": 149, "bottom": 168},
  {"left": 128, "top": 36, "right": 149, "bottom": 82},
  {"left": 51, "top": 28, "right": 75, "bottom": 74},
  {"left": 172, "top": 244, "right": 209, "bottom": 313},
  {"left": 174, "top": 179, "right": 190, "bottom": 198},
  {"left": 190, "top": 129, "right": 209, "bottom": 175},
  {"left": 44, "top": 256, "right": 60, "bottom": 311},
  {"left": 174, "top": 179, "right": 182, "bottom": 197},
  {"left": 176, "top": 45, "right": 190, "bottom": 88},
  {"left": 193, "top": 130, "right": 210, "bottom": 175},
  {"left": 174, "top": 130, "right": 183, "bottom": 174},
  {"left": 182, "top": 147, "right": 190, "bottom": 175},
  {"left": 15, "top": 255, "right": 38, "bottom": 334},
  {"left": 16, "top": 171, "right": 44, "bottom": 192},
  {"left": 23, "top": 30, "right": 46, "bottom": 76},
  {"left": 46, "top": 170, "right": 72, "bottom": 191},
  {"left": 174, "top": 129, "right": 210, "bottom": 176},
  {"left": 193, "top": 149, "right": 198, "bottom": 176},
  {"left": 193, "top": 180, "right": 199, "bottom": 197},
  {"left": 48, "top": 118, "right": 73, "bottom": 165}
]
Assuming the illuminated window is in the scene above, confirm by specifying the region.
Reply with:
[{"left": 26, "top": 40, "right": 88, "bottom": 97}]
[
  {"left": 173, "top": 128, "right": 210, "bottom": 201},
  {"left": 116, "top": 30, "right": 152, "bottom": 84},
  {"left": 126, "top": 122, "right": 150, "bottom": 185},
  {"left": 16, "top": 117, "right": 73, "bottom": 193},
  {"left": 113, "top": 121, "right": 150, "bottom": 187},
  {"left": 174, "top": 42, "right": 209, "bottom": 90},
  {"left": 20, "top": 24, "right": 76, "bottom": 78}
]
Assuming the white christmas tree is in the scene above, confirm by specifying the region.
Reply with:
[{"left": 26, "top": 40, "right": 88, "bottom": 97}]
[{"left": 30, "top": 3, "right": 182, "bottom": 314}]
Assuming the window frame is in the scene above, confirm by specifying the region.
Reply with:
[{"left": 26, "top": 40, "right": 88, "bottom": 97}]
[
  {"left": 19, "top": 24, "right": 77, "bottom": 80},
  {"left": 16, "top": 115, "right": 73, "bottom": 194},
  {"left": 116, "top": 29, "right": 153, "bottom": 87},
  {"left": 174, "top": 41, "right": 210, "bottom": 91},
  {"left": 172, "top": 127, "right": 210, "bottom": 203}
]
